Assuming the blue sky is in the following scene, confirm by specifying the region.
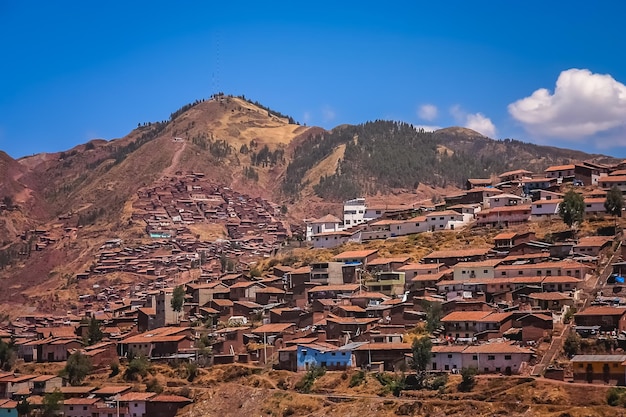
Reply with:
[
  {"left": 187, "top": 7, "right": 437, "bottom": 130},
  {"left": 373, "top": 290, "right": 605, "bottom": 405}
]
[{"left": 2, "top": 1, "right": 626, "bottom": 158}]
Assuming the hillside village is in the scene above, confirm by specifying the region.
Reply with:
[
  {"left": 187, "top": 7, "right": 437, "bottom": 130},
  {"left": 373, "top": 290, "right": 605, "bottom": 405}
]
[{"left": 3, "top": 157, "right": 626, "bottom": 414}]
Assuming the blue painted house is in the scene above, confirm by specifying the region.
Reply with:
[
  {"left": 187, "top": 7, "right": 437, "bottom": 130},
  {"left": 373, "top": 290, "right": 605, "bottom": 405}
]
[
  {"left": 296, "top": 342, "right": 361, "bottom": 371},
  {"left": 0, "top": 400, "right": 18, "bottom": 417}
]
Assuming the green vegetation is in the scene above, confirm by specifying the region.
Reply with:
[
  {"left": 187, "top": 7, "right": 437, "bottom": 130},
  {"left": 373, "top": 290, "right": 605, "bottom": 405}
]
[
  {"left": 124, "top": 355, "right": 151, "bottom": 381},
  {"left": 605, "top": 185, "right": 624, "bottom": 221},
  {"left": 0, "top": 339, "right": 15, "bottom": 371},
  {"left": 16, "top": 398, "right": 30, "bottom": 417},
  {"left": 349, "top": 369, "right": 366, "bottom": 387},
  {"left": 235, "top": 94, "right": 299, "bottom": 124},
  {"left": 374, "top": 372, "right": 406, "bottom": 397},
  {"left": 411, "top": 336, "right": 432, "bottom": 374},
  {"left": 62, "top": 352, "right": 92, "bottom": 386},
  {"left": 171, "top": 285, "right": 185, "bottom": 316},
  {"left": 295, "top": 366, "right": 326, "bottom": 393},
  {"left": 84, "top": 316, "right": 103, "bottom": 346},
  {"left": 283, "top": 121, "right": 508, "bottom": 200},
  {"left": 563, "top": 331, "right": 581, "bottom": 357},
  {"left": 607, "top": 387, "right": 626, "bottom": 406},
  {"left": 458, "top": 367, "right": 478, "bottom": 392},
  {"left": 42, "top": 390, "right": 63, "bottom": 417},
  {"left": 559, "top": 189, "right": 585, "bottom": 230}
]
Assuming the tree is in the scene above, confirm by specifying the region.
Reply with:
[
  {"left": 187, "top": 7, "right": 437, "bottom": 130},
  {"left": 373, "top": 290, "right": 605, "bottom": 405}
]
[
  {"left": 605, "top": 185, "right": 623, "bottom": 224},
  {"left": 85, "top": 316, "right": 103, "bottom": 346},
  {"left": 420, "top": 300, "right": 443, "bottom": 334},
  {"left": 0, "top": 339, "right": 15, "bottom": 371},
  {"left": 42, "top": 389, "right": 63, "bottom": 416},
  {"left": 171, "top": 285, "right": 185, "bottom": 322},
  {"left": 16, "top": 398, "right": 30, "bottom": 417},
  {"left": 559, "top": 189, "right": 585, "bottom": 230},
  {"left": 411, "top": 336, "right": 432, "bottom": 374},
  {"left": 62, "top": 352, "right": 92, "bottom": 386},
  {"left": 458, "top": 367, "right": 478, "bottom": 392},
  {"left": 564, "top": 331, "right": 581, "bottom": 357}
]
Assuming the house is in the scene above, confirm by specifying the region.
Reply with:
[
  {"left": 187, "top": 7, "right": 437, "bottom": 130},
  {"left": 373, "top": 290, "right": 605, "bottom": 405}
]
[
  {"left": 571, "top": 354, "right": 626, "bottom": 385},
  {"left": 499, "top": 169, "right": 532, "bottom": 182},
  {"left": 353, "top": 342, "right": 412, "bottom": 371},
  {"left": 495, "top": 260, "right": 588, "bottom": 279},
  {"left": 228, "top": 281, "right": 266, "bottom": 301},
  {"left": 117, "top": 391, "right": 156, "bottom": 417},
  {"left": 325, "top": 317, "right": 379, "bottom": 342},
  {"left": 575, "top": 162, "right": 606, "bottom": 186},
  {"left": 493, "top": 231, "right": 536, "bottom": 251},
  {"left": 145, "top": 395, "right": 192, "bottom": 417},
  {"left": 452, "top": 260, "right": 502, "bottom": 281},
  {"left": 441, "top": 311, "right": 492, "bottom": 340},
  {"left": 62, "top": 397, "right": 101, "bottom": 417},
  {"left": 333, "top": 249, "right": 379, "bottom": 267},
  {"left": 521, "top": 177, "right": 559, "bottom": 192},
  {"left": 516, "top": 313, "right": 554, "bottom": 342},
  {"left": 574, "top": 236, "right": 613, "bottom": 257},
  {"left": 307, "top": 284, "right": 361, "bottom": 302},
  {"left": 422, "top": 248, "right": 491, "bottom": 267},
  {"left": 545, "top": 164, "right": 576, "bottom": 182},
  {"left": 530, "top": 199, "right": 561, "bottom": 220},
  {"left": 484, "top": 194, "right": 525, "bottom": 209},
  {"left": 366, "top": 257, "right": 411, "bottom": 274},
  {"left": 121, "top": 327, "right": 194, "bottom": 358},
  {"left": 574, "top": 306, "right": 626, "bottom": 332},
  {"left": 466, "top": 178, "right": 493, "bottom": 189},
  {"left": 429, "top": 345, "right": 466, "bottom": 372},
  {"left": 365, "top": 272, "right": 406, "bottom": 296},
  {"left": 310, "top": 262, "right": 347, "bottom": 286},
  {"left": 424, "top": 210, "right": 467, "bottom": 231},
  {"left": 295, "top": 342, "right": 356, "bottom": 371},
  {"left": 0, "top": 400, "right": 17, "bottom": 417},
  {"left": 462, "top": 342, "right": 533, "bottom": 374},
  {"left": 584, "top": 198, "right": 607, "bottom": 216},
  {"left": 477, "top": 205, "right": 532, "bottom": 227},
  {"left": 306, "top": 214, "right": 343, "bottom": 241},
  {"left": 600, "top": 175, "right": 626, "bottom": 192},
  {"left": 312, "top": 231, "right": 353, "bottom": 249},
  {"left": 526, "top": 292, "right": 574, "bottom": 311}
]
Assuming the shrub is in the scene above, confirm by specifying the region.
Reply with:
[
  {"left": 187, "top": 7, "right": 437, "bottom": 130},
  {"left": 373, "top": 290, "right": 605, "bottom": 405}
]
[
  {"left": 563, "top": 332, "right": 581, "bottom": 357},
  {"left": 61, "top": 352, "right": 92, "bottom": 386},
  {"left": 109, "top": 361, "right": 120, "bottom": 377},
  {"left": 186, "top": 362, "right": 199, "bottom": 382},
  {"left": 145, "top": 377, "right": 163, "bottom": 394},
  {"left": 349, "top": 370, "right": 366, "bottom": 387},
  {"left": 458, "top": 367, "right": 477, "bottom": 392},
  {"left": 295, "top": 366, "right": 325, "bottom": 393},
  {"left": 124, "top": 355, "right": 150, "bottom": 381}
]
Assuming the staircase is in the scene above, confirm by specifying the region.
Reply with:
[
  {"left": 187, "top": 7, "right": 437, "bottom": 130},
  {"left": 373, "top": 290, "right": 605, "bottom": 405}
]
[{"left": 531, "top": 324, "right": 569, "bottom": 376}]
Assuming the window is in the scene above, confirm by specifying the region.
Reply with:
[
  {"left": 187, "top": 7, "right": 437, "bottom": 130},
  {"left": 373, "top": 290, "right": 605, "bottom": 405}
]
[
  {"left": 448, "top": 354, "right": 452, "bottom": 358},
  {"left": 472, "top": 355, "right": 478, "bottom": 360},
  {"left": 487, "top": 355, "right": 495, "bottom": 360},
  {"left": 483, "top": 270, "right": 488, "bottom": 274},
  {"left": 536, "top": 204, "right": 542, "bottom": 208},
  {"left": 504, "top": 355, "right": 511, "bottom": 360}
]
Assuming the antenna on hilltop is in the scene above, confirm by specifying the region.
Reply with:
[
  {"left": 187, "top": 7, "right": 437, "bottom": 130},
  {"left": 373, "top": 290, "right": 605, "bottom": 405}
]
[{"left": 212, "top": 30, "right": 221, "bottom": 97}]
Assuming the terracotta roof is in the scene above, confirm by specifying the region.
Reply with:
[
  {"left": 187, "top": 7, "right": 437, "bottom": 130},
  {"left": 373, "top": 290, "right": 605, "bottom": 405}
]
[
  {"left": 528, "top": 292, "right": 571, "bottom": 300},
  {"left": 576, "top": 306, "right": 626, "bottom": 316},
  {"left": 229, "top": 281, "right": 263, "bottom": 289},
  {"left": 333, "top": 249, "right": 379, "bottom": 260},
  {"left": 464, "top": 342, "right": 532, "bottom": 354},
  {"left": 311, "top": 214, "right": 342, "bottom": 224},
  {"left": 575, "top": 236, "right": 613, "bottom": 247},
  {"left": 366, "top": 256, "right": 411, "bottom": 266},
  {"left": 117, "top": 392, "right": 157, "bottom": 402},
  {"left": 441, "top": 311, "right": 492, "bottom": 322},
  {"left": 309, "top": 284, "right": 360, "bottom": 293},
  {"left": 423, "top": 248, "right": 491, "bottom": 259},
  {"left": 601, "top": 175, "right": 626, "bottom": 182},
  {"left": 453, "top": 260, "right": 502, "bottom": 268},
  {"left": 93, "top": 385, "right": 132, "bottom": 395},
  {"left": 354, "top": 342, "right": 411, "bottom": 351},
  {"left": 397, "top": 263, "right": 446, "bottom": 271},
  {"left": 499, "top": 169, "right": 532, "bottom": 178},
  {"left": 545, "top": 164, "right": 575, "bottom": 172},
  {"left": 63, "top": 397, "right": 100, "bottom": 405},
  {"left": 431, "top": 345, "right": 467, "bottom": 353},
  {"left": 494, "top": 232, "right": 517, "bottom": 240},
  {"left": 148, "top": 394, "right": 192, "bottom": 403},
  {"left": 251, "top": 323, "right": 295, "bottom": 334}
]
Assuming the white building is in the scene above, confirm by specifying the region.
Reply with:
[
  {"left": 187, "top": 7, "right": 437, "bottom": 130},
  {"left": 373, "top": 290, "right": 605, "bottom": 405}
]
[
  {"left": 306, "top": 214, "right": 343, "bottom": 241},
  {"left": 452, "top": 260, "right": 502, "bottom": 281},
  {"left": 530, "top": 199, "right": 561, "bottom": 220},
  {"left": 343, "top": 198, "right": 369, "bottom": 226},
  {"left": 425, "top": 210, "right": 467, "bottom": 231},
  {"left": 484, "top": 193, "right": 525, "bottom": 209}
]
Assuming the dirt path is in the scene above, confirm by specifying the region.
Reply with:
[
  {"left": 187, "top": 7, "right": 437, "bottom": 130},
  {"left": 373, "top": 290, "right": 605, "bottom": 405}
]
[{"left": 161, "top": 140, "right": 186, "bottom": 178}]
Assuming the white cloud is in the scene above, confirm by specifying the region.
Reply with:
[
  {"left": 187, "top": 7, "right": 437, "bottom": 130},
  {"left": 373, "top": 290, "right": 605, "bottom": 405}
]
[
  {"left": 465, "top": 113, "right": 496, "bottom": 137},
  {"left": 418, "top": 104, "right": 438, "bottom": 121},
  {"left": 413, "top": 124, "right": 441, "bottom": 132},
  {"left": 508, "top": 68, "right": 626, "bottom": 139},
  {"left": 449, "top": 105, "right": 496, "bottom": 137}
]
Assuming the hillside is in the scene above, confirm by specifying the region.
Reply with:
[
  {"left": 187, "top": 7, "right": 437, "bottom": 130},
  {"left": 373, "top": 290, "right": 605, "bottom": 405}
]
[
  {"left": 0, "top": 95, "right": 620, "bottom": 310},
  {"left": 282, "top": 121, "right": 616, "bottom": 202}
]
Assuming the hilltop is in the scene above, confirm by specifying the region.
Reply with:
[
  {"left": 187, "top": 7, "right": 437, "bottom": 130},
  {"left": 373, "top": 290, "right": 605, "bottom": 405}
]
[{"left": 0, "top": 94, "right": 619, "bottom": 312}]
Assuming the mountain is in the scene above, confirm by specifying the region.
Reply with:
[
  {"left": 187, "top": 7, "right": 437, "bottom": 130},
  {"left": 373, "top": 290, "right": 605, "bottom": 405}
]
[{"left": 0, "top": 95, "right": 619, "bottom": 312}]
